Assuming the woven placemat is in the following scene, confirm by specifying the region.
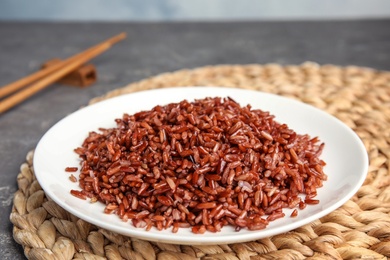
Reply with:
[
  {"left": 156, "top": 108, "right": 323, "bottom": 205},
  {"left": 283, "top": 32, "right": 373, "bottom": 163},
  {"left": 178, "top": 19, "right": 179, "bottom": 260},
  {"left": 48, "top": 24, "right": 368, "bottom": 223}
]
[{"left": 11, "top": 62, "right": 390, "bottom": 259}]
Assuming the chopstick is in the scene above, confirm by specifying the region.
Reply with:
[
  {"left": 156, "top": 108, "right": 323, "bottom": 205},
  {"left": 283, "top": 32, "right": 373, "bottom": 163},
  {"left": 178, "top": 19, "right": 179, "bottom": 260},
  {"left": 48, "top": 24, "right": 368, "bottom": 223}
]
[
  {"left": 0, "top": 32, "right": 126, "bottom": 99},
  {"left": 0, "top": 32, "right": 126, "bottom": 114}
]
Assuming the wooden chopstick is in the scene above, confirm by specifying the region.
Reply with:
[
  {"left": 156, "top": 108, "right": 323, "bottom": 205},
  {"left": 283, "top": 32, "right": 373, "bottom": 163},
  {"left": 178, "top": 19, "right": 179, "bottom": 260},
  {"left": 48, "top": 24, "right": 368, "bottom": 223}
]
[{"left": 0, "top": 32, "right": 126, "bottom": 114}]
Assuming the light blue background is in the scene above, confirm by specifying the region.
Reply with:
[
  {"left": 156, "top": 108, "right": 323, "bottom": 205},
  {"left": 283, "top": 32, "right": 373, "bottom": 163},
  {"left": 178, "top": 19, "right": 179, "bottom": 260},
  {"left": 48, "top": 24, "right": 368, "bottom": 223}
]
[{"left": 1, "top": 0, "right": 390, "bottom": 21}]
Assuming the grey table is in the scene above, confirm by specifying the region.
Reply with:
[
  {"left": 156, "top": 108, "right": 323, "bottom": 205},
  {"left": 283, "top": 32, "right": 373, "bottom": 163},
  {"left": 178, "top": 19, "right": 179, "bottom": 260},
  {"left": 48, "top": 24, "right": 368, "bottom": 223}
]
[{"left": 1, "top": 20, "right": 390, "bottom": 259}]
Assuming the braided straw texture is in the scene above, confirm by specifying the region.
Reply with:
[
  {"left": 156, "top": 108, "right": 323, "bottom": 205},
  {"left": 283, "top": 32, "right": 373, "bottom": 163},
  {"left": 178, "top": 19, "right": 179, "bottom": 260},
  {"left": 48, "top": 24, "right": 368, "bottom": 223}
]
[{"left": 11, "top": 63, "right": 390, "bottom": 259}]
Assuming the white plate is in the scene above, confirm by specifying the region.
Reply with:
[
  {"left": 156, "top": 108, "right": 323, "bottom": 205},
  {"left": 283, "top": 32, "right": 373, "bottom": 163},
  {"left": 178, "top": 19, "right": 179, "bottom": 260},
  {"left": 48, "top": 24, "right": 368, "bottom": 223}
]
[{"left": 34, "top": 86, "right": 368, "bottom": 245}]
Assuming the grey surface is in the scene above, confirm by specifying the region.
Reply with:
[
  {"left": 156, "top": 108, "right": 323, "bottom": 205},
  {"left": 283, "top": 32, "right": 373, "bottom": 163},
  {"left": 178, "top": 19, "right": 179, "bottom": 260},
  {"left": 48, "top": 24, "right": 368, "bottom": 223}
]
[{"left": 1, "top": 20, "right": 390, "bottom": 259}]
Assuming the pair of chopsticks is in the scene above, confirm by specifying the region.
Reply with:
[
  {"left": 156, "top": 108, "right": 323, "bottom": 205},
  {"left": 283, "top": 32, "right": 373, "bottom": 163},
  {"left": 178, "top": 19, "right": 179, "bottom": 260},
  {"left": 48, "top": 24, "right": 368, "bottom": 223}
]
[{"left": 0, "top": 32, "right": 127, "bottom": 114}]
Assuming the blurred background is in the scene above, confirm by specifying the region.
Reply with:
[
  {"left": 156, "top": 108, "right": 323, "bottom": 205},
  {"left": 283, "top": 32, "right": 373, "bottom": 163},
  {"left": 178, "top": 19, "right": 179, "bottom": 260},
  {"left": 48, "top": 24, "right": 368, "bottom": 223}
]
[{"left": 1, "top": 0, "right": 390, "bottom": 21}]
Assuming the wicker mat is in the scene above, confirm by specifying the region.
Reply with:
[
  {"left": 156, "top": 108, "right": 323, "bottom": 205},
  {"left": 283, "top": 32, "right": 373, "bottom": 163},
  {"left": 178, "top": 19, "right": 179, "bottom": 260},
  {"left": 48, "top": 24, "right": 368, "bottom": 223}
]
[{"left": 11, "top": 62, "right": 390, "bottom": 259}]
